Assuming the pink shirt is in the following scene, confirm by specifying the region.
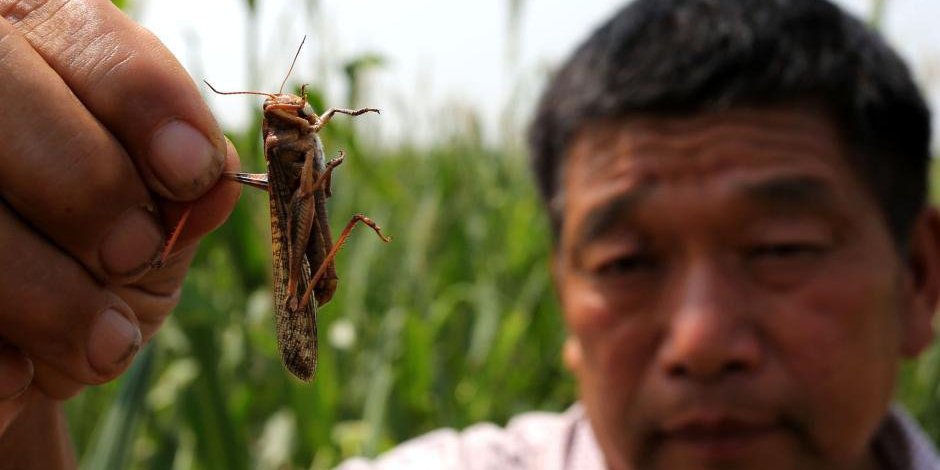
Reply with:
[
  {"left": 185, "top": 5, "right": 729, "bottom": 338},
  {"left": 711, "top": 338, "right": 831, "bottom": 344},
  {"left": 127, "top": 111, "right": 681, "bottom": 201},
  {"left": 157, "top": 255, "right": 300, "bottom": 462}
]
[{"left": 337, "top": 404, "right": 940, "bottom": 470}]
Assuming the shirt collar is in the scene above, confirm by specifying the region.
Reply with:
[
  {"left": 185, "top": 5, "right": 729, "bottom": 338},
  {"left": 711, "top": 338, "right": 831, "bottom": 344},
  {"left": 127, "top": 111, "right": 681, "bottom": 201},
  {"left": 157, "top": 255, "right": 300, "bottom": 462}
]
[{"left": 873, "top": 404, "right": 940, "bottom": 470}]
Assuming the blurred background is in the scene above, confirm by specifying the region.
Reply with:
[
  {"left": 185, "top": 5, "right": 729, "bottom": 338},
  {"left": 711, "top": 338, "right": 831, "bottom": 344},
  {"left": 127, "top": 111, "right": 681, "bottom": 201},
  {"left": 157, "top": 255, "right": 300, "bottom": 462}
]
[{"left": 71, "top": 1, "right": 940, "bottom": 468}]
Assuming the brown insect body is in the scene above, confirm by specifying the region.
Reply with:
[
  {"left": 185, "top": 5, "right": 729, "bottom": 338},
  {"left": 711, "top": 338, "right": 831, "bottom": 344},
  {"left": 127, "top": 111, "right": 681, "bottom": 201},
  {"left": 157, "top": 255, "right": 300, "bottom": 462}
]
[
  {"left": 222, "top": 92, "right": 385, "bottom": 381},
  {"left": 205, "top": 38, "right": 389, "bottom": 383},
  {"left": 262, "top": 95, "right": 339, "bottom": 306},
  {"left": 262, "top": 94, "right": 334, "bottom": 380}
]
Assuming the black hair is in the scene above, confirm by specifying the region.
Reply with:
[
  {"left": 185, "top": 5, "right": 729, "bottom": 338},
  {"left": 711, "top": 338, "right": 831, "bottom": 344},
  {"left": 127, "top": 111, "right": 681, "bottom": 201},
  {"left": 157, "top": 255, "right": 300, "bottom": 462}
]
[{"left": 529, "top": 0, "right": 931, "bottom": 247}]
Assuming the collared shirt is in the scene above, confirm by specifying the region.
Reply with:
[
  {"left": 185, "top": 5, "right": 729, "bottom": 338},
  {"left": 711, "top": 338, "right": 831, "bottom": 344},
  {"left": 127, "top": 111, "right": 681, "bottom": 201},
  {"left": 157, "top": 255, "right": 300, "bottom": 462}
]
[{"left": 336, "top": 403, "right": 940, "bottom": 470}]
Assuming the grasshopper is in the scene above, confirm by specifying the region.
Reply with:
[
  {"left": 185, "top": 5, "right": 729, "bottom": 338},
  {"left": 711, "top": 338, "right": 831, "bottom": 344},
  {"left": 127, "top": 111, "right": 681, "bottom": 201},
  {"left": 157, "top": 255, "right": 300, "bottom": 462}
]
[{"left": 195, "top": 38, "right": 389, "bottom": 381}]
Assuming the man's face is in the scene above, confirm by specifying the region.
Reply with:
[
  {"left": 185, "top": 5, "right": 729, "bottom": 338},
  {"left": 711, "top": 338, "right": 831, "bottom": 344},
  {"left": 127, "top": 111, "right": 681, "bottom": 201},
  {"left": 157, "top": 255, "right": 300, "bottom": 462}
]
[{"left": 554, "top": 107, "right": 934, "bottom": 469}]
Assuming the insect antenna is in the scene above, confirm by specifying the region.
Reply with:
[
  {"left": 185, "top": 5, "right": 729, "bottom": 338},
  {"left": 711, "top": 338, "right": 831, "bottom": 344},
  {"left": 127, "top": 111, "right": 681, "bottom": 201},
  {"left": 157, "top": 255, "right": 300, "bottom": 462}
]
[
  {"left": 278, "top": 35, "right": 307, "bottom": 95},
  {"left": 203, "top": 80, "right": 277, "bottom": 99}
]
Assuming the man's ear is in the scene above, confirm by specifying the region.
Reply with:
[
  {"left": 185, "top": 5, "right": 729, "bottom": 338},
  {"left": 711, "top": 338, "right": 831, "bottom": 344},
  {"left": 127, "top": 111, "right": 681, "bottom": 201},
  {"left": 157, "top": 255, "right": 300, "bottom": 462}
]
[
  {"left": 552, "top": 246, "right": 584, "bottom": 375},
  {"left": 900, "top": 207, "right": 940, "bottom": 357},
  {"left": 563, "top": 335, "right": 585, "bottom": 376}
]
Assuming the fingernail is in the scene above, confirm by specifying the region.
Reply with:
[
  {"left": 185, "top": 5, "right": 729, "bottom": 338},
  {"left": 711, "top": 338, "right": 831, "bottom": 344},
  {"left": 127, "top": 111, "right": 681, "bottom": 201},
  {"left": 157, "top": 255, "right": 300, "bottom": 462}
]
[
  {"left": 100, "top": 207, "right": 165, "bottom": 277},
  {"left": 150, "top": 120, "right": 224, "bottom": 200},
  {"left": 0, "top": 344, "right": 32, "bottom": 400},
  {"left": 87, "top": 309, "right": 141, "bottom": 375}
]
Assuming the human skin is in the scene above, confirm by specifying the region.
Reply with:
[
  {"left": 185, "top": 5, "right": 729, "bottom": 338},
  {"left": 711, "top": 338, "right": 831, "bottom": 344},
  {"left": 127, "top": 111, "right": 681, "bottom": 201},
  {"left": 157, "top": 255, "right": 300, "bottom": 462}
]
[
  {"left": 0, "top": 0, "right": 241, "bottom": 454},
  {"left": 555, "top": 106, "right": 940, "bottom": 469}
]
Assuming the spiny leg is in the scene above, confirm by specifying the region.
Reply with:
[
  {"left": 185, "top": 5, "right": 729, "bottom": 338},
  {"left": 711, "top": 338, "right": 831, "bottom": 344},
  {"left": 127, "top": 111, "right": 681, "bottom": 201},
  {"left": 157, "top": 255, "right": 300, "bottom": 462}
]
[
  {"left": 294, "top": 214, "right": 391, "bottom": 311},
  {"left": 276, "top": 149, "right": 347, "bottom": 311},
  {"left": 153, "top": 170, "right": 272, "bottom": 268},
  {"left": 154, "top": 170, "right": 267, "bottom": 267},
  {"left": 153, "top": 170, "right": 260, "bottom": 267},
  {"left": 152, "top": 204, "right": 193, "bottom": 268},
  {"left": 224, "top": 172, "right": 269, "bottom": 191},
  {"left": 313, "top": 107, "right": 380, "bottom": 132},
  {"left": 285, "top": 153, "right": 345, "bottom": 309},
  {"left": 318, "top": 151, "right": 345, "bottom": 197}
]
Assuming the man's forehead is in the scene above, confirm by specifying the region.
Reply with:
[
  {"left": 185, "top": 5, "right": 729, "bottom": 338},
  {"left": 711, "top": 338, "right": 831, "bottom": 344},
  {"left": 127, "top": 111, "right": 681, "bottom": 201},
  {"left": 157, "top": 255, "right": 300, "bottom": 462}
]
[{"left": 566, "top": 106, "right": 847, "bottom": 185}]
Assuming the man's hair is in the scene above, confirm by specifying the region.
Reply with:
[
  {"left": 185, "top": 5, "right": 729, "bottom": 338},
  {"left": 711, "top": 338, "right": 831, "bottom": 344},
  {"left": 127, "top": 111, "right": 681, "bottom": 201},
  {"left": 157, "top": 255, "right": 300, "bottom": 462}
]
[{"left": 529, "top": 0, "right": 931, "bottom": 247}]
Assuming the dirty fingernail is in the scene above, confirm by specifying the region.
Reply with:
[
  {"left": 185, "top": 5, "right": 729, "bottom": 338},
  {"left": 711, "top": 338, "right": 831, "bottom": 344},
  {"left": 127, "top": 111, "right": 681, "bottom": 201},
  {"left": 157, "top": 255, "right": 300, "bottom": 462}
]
[
  {"left": 0, "top": 344, "right": 32, "bottom": 400},
  {"left": 100, "top": 207, "right": 164, "bottom": 278},
  {"left": 150, "top": 120, "right": 224, "bottom": 200},
  {"left": 87, "top": 309, "right": 141, "bottom": 375}
]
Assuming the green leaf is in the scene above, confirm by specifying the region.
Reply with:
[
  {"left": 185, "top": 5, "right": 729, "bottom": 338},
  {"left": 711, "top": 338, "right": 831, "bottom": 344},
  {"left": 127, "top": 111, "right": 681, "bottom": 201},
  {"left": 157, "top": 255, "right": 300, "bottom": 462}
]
[{"left": 80, "top": 343, "right": 156, "bottom": 470}]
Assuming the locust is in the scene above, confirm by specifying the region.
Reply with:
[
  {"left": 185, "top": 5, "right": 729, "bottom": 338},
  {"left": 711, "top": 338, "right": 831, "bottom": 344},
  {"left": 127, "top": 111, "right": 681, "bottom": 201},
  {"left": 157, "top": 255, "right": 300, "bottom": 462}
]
[{"left": 169, "top": 38, "right": 389, "bottom": 381}]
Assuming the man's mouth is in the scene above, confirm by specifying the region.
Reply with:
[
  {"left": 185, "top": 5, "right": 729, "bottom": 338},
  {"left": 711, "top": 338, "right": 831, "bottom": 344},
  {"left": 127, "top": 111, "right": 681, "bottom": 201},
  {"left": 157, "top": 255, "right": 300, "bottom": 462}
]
[{"left": 657, "top": 411, "right": 784, "bottom": 460}]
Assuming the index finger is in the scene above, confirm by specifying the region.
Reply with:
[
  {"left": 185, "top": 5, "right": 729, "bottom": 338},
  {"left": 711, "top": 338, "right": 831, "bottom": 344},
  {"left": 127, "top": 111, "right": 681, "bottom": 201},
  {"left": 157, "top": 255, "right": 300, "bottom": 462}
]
[{"left": 3, "top": 0, "right": 226, "bottom": 202}]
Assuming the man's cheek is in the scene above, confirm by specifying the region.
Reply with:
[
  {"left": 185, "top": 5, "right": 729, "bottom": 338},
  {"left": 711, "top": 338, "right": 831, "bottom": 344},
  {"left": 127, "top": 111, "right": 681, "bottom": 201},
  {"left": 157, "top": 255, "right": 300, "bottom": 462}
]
[
  {"left": 562, "top": 277, "right": 620, "bottom": 335},
  {"left": 573, "top": 318, "right": 659, "bottom": 470},
  {"left": 567, "top": 302, "right": 654, "bottom": 402},
  {"left": 767, "top": 279, "right": 901, "bottom": 461},
  {"left": 564, "top": 275, "right": 651, "bottom": 328},
  {"left": 774, "top": 277, "right": 900, "bottom": 390}
]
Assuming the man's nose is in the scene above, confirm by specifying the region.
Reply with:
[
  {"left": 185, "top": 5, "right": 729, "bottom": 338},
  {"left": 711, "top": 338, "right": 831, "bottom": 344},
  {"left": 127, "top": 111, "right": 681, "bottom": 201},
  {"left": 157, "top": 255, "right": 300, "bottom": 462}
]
[{"left": 660, "top": 262, "right": 762, "bottom": 382}]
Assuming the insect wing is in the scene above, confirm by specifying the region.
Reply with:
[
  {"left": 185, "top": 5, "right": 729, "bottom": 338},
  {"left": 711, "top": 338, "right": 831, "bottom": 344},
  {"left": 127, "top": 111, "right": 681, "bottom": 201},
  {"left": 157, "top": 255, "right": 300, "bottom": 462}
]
[{"left": 267, "top": 146, "right": 319, "bottom": 382}]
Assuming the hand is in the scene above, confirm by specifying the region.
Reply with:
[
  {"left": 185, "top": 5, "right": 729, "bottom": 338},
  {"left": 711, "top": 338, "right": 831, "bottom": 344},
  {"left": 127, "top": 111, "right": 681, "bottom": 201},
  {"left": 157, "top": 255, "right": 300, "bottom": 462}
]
[{"left": 0, "top": 0, "right": 241, "bottom": 434}]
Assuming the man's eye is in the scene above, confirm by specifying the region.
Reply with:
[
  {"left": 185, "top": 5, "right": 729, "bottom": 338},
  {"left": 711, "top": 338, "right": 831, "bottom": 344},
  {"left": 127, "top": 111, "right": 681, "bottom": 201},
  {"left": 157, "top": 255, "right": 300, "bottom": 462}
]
[
  {"left": 745, "top": 241, "right": 831, "bottom": 287},
  {"left": 594, "top": 254, "right": 656, "bottom": 276},
  {"left": 748, "top": 243, "right": 827, "bottom": 259}
]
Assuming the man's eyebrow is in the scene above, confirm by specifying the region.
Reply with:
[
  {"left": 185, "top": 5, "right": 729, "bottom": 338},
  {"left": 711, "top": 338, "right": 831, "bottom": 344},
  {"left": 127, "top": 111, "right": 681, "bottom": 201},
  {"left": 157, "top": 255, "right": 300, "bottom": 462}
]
[
  {"left": 575, "top": 187, "right": 650, "bottom": 246},
  {"left": 740, "top": 175, "right": 838, "bottom": 211},
  {"left": 571, "top": 176, "right": 837, "bottom": 247}
]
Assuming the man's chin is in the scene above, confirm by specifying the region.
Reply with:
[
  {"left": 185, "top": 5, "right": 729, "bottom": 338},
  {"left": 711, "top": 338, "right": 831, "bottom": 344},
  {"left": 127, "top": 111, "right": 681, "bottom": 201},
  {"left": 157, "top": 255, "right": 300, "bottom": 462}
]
[{"left": 610, "top": 427, "right": 872, "bottom": 470}]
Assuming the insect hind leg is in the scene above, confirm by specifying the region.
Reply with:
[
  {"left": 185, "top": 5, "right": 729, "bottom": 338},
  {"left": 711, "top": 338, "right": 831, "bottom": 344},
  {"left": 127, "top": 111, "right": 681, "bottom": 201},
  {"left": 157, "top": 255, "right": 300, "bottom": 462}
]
[
  {"left": 224, "top": 172, "right": 270, "bottom": 191},
  {"left": 293, "top": 214, "right": 391, "bottom": 311},
  {"left": 152, "top": 204, "right": 193, "bottom": 268},
  {"left": 154, "top": 170, "right": 265, "bottom": 267}
]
